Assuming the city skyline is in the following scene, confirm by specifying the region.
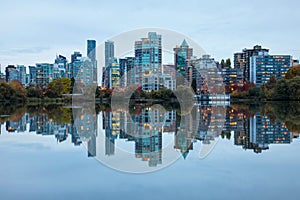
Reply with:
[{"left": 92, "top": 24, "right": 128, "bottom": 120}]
[{"left": 1, "top": 0, "right": 300, "bottom": 71}]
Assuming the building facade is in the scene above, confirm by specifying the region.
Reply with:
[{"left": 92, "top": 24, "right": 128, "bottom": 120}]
[
  {"left": 173, "top": 39, "right": 193, "bottom": 82},
  {"left": 234, "top": 45, "right": 269, "bottom": 82},
  {"left": 134, "top": 32, "right": 162, "bottom": 86},
  {"left": 250, "top": 52, "right": 292, "bottom": 86}
]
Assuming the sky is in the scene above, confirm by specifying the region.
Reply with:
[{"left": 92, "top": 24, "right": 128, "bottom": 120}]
[{"left": 1, "top": 0, "right": 300, "bottom": 72}]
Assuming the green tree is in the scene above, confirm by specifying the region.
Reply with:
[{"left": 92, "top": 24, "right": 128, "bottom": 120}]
[
  {"left": 220, "top": 59, "right": 225, "bottom": 68},
  {"left": 10, "top": 80, "right": 27, "bottom": 101},
  {"left": 0, "top": 82, "right": 15, "bottom": 101},
  {"left": 26, "top": 84, "right": 43, "bottom": 98},
  {"left": 285, "top": 65, "right": 300, "bottom": 79},
  {"left": 225, "top": 58, "right": 231, "bottom": 68},
  {"left": 61, "top": 78, "right": 71, "bottom": 94},
  {"left": 287, "top": 76, "right": 300, "bottom": 100},
  {"left": 45, "top": 79, "right": 64, "bottom": 98},
  {"left": 269, "top": 79, "right": 289, "bottom": 100}
]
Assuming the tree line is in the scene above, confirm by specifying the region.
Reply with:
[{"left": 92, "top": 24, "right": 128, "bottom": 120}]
[
  {"left": 0, "top": 77, "right": 72, "bottom": 102},
  {"left": 231, "top": 65, "right": 300, "bottom": 100}
]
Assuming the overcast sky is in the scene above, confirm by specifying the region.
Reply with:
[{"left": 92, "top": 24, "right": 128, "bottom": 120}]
[{"left": 1, "top": 0, "right": 300, "bottom": 72}]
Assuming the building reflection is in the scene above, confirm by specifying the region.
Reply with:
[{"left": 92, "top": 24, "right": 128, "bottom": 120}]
[{"left": 1, "top": 103, "right": 299, "bottom": 166}]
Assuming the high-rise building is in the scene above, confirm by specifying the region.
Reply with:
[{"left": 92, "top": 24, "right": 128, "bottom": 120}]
[
  {"left": 36, "top": 63, "right": 54, "bottom": 87},
  {"left": 103, "top": 41, "right": 115, "bottom": 87},
  {"left": 106, "top": 58, "right": 120, "bottom": 89},
  {"left": 87, "top": 40, "right": 96, "bottom": 62},
  {"left": 17, "top": 65, "right": 27, "bottom": 85},
  {"left": 234, "top": 45, "right": 269, "bottom": 82},
  {"left": 250, "top": 52, "right": 292, "bottom": 87},
  {"left": 87, "top": 40, "right": 97, "bottom": 84},
  {"left": 134, "top": 32, "right": 162, "bottom": 86},
  {"left": 71, "top": 51, "right": 82, "bottom": 63},
  {"left": 119, "top": 57, "right": 135, "bottom": 86},
  {"left": 174, "top": 39, "right": 193, "bottom": 82},
  {"left": 105, "top": 40, "right": 114, "bottom": 68},
  {"left": 75, "top": 57, "right": 94, "bottom": 86},
  {"left": 191, "top": 55, "right": 223, "bottom": 94},
  {"left": 68, "top": 51, "right": 83, "bottom": 79},
  {"left": 54, "top": 55, "right": 67, "bottom": 78},
  {"left": 5, "top": 65, "right": 16, "bottom": 82},
  {"left": 8, "top": 69, "right": 20, "bottom": 82},
  {"left": 29, "top": 66, "right": 37, "bottom": 85}
]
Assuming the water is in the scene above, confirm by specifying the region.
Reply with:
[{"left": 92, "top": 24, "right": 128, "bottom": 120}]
[{"left": 0, "top": 103, "right": 300, "bottom": 200}]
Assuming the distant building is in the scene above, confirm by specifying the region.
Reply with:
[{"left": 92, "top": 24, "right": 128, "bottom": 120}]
[
  {"left": 103, "top": 41, "right": 115, "bottom": 87},
  {"left": 75, "top": 57, "right": 95, "bottom": 86},
  {"left": 142, "top": 73, "right": 176, "bottom": 91},
  {"left": 71, "top": 51, "right": 82, "bottom": 63},
  {"left": 250, "top": 52, "right": 292, "bottom": 87},
  {"left": 29, "top": 66, "right": 37, "bottom": 85},
  {"left": 174, "top": 39, "right": 193, "bottom": 83},
  {"left": 107, "top": 58, "right": 120, "bottom": 89},
  {"left": 36, "top": 63, "right": 54, "bottom": 87},
  {"left": 292, "top": 59, "right": 299, "bottom": 66},
  {"left": 17, "top": 65, "right": 26, "bottom": 85},
  {"left": 234, "top": 45, "right": 269, "bottom": 82},
  {"left": 119, "top": 57, "right": 135, "bottom": 86},
  {"left": 134, "top": 32, "right": 162, "bottom": 86},
  {"left": 68, "top": 51, "right": 83, "bottom": 79},
  {"left": 8, "top": 69, "right": 20, "bottom": 82},
  {"left": 5, "top": 65, "right": 16, "bottom": 82},
  {"left": 105, "top": 40, "right": 114, "bottom": 68},
  {"left": 54, "top": 55, "right": 67, "bottom": 78},
  {"left": 87, "top": 40, "right": 96, "bottom": 62},
  {"left": 219, "top": 67, "right": 244, "bottom": 87},
  {"left": 87, "top": 40, "right": 97, "bottom": 83},
  {"left": 191, "top": 55, "right": 223, "bottom": 94}
]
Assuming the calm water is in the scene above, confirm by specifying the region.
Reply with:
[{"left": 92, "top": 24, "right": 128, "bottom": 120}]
[{"left": 0, "top": 103, "right": 300, "bottom": 200}]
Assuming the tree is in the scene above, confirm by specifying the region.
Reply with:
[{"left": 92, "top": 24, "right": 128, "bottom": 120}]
[
  {"left": 0, "top": 82, "right": 15, "bottom": 101},
  {"left": 26, "top": 84, "right": 43, "bottom": 98},
  {"left": 220, "top": 59, "right": 225, "bottom": 68},
  {"left": 61, "top": 78, "right": 71, "bottom": 94},
  {"left": 45, "top": 79, "right": 64, "bottom": 98},
  {"left": 269, "top": 79, "right": 289, "bottom": 100},
  {"left": 225, "top": 58, "right": 231, "bottom": 68},
  {"left": 285, "top": 65, "right": 300, "bottom": 79},
  {"left": 287, "top": 76, "right": 300, "bottom": 100},
  {"left": 10, "top": 80, "right": 27, "bottom": 101}
]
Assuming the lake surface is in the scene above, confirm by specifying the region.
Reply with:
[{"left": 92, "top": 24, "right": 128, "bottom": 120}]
[{"left": 0, "top": 102, "right": 300, "bottom": 200}]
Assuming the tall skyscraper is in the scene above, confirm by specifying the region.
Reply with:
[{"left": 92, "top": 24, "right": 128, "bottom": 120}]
[
  {"left": 17, "top": 65, "right": 26, "bottom": 85},
  {"left": 134, "top": 32, "right": 162, "bottom": 85},
  {"left": 119, "top": 57, "right": 135, "bottom": 86},
  {"left": 87, "top": 40, "right": 96, "bottom": 62},
  {"left": 174, "top": 39, "right": 193, "bottom": 81},
  {"left": 87, "top": 40, "right": 97, "bottom": 83},
  {"left": 105, "top": 40, "right": 114, "bottom": 67},
  {"left": 29, "top": 66, "right": 37, "bottom": 85}
]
